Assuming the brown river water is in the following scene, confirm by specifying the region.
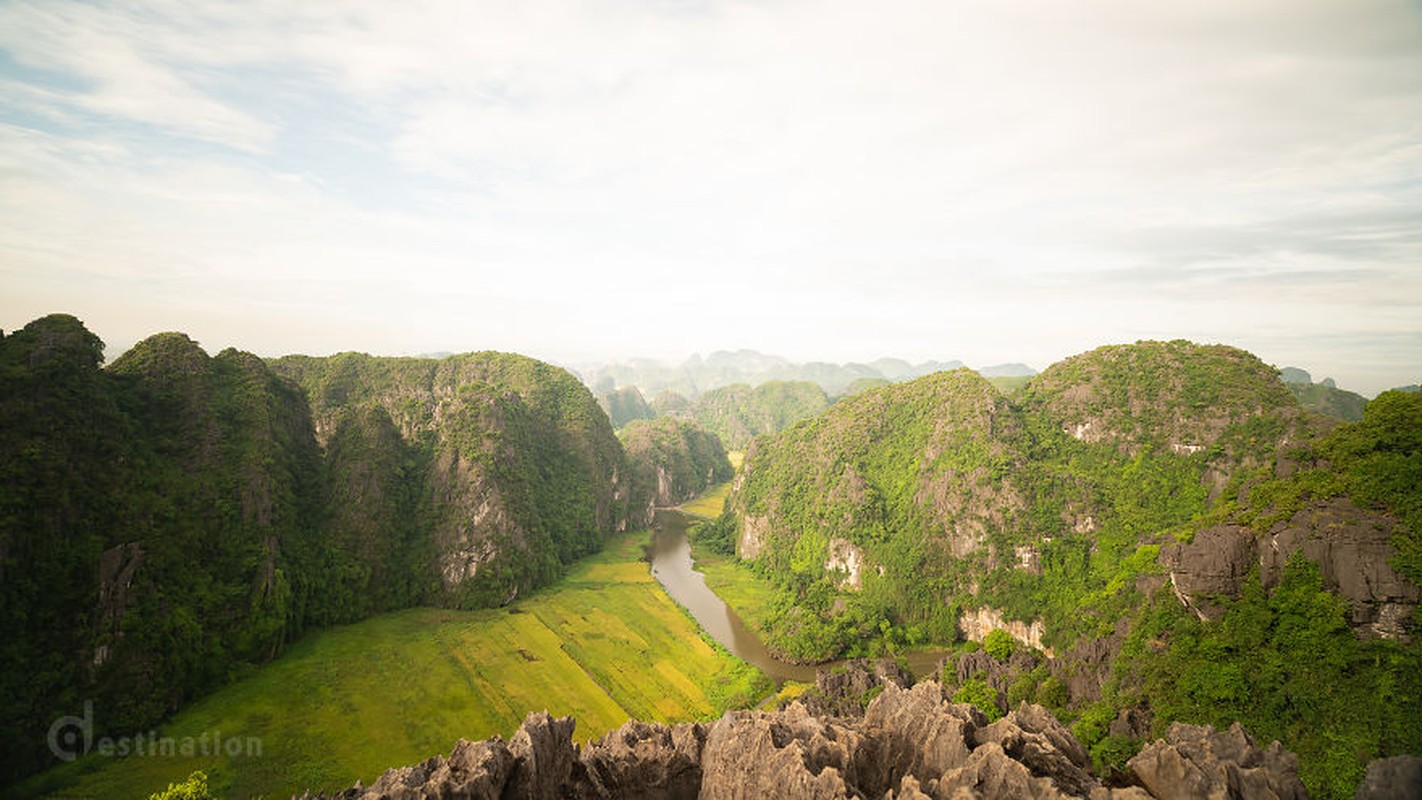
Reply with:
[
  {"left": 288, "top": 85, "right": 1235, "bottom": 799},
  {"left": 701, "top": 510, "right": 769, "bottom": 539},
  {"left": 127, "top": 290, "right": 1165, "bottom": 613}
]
[{"left": 646, "top": 508, "right": 947, "bottom": 684}]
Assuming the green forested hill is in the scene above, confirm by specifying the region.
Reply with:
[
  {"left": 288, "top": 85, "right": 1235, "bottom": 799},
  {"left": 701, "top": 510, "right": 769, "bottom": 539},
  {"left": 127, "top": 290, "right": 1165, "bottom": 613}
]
[
  {"left": 1287, "top": 380, "right": 1368, "bottom": 422},
  {"left": 269, "top": 350, "right": 632, "bottom": 610},
  {"left": 618, "top": 417, "right": 733, "bottom": 521},
  {"left": 1, "top": 317, "right": 327, "bottom": 784},
  {"left": 718, "top": 340, "right": 1421, "bottom": 797},
  {"left": 0, "top": 318, "right": 639, "bottom": 787},
  {"left": 598, "top": 385, "right": 655, "bottom": 428},
  {"left": 678, "top": 380, "right": 829, "bottom": 449}
]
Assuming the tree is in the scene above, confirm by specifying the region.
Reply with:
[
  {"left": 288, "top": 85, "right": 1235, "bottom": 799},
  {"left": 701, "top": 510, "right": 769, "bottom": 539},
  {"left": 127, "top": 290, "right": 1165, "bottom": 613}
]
[{"left": 984, "top": 628, "right": 1015, "bottom": 661}]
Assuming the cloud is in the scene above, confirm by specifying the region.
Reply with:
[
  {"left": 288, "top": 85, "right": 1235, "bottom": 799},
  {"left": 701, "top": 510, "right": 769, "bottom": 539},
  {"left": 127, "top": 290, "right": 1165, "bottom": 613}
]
[
  {"left": 1, "top": 0, "right": 1420, "bottom": 394},
  {"left": 0, "top": 1, "right": 277, "bottom": 151}
]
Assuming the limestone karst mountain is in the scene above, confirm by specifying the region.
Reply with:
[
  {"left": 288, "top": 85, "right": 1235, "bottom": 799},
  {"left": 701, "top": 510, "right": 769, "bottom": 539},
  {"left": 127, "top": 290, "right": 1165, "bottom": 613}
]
[{"left": 717, "top": 341, "right": 1420, "bottom": 794}]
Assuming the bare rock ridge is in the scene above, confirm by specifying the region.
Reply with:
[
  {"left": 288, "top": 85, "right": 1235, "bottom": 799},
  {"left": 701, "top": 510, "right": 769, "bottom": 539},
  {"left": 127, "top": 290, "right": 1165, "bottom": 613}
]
[
  {"left": 1161, "top": 498, "right": 1417, "bottom": 639},
  {"left": 300, "top": 681, "right": 1315, "bottom": 800}
]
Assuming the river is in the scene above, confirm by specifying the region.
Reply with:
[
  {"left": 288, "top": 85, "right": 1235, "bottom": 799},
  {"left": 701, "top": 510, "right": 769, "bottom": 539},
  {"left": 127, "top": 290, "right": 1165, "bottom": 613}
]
[{"left": 646, "top": 508, "right": 947, "bottom": 684}]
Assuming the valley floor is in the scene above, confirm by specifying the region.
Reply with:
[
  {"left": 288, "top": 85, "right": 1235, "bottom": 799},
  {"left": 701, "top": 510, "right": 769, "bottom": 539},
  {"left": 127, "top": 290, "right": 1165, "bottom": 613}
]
[{"left": 18, "top": 533, "right": 768, "bottom": 799}]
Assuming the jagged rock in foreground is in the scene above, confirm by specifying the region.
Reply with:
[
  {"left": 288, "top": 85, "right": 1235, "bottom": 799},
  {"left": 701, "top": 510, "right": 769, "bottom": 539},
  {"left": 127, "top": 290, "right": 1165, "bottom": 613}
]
[
  {"left": 1125, "top": 722, "right": 1307, "bottom": 800},
  {"left": 797, "top": 657, "right": 914, "bottom": 719},
  {"left": 299, "top": 683, "right": 1313, "bottom": 800},
  {"left": 1352, "top": 755, "right": 1422, "bottom": 800}
]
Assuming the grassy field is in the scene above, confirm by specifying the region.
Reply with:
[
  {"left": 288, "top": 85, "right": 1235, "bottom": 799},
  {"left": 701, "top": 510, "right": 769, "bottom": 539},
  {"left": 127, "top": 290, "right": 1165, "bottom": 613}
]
[
  {"left": 678, "top": 451, "right": 742, "bottom": 519},
  {"left": 20, "top": 532, "right": 767, "bottom": 800},
  {"left": 680, "top": 481, "right": 732, "bottom": 518}
]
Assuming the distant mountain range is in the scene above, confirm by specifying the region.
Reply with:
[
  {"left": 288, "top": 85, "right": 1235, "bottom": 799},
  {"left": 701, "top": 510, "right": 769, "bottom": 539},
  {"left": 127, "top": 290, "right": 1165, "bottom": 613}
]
[
  {"left": 571, "top": 349, "right": 1037, "bottom": 398},
  {"left": 1279, "top": 366, "right": 1369, "bottom": 421}
]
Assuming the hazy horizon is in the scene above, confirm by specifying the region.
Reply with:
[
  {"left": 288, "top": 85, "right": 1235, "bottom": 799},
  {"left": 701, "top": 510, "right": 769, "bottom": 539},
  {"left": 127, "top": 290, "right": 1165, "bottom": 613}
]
[
  {"left": 3, "top": 1, "right": 1419, "bottom": 397},
  {"left": 4, "top": 313, "right": 1406, "bottom": 399}
]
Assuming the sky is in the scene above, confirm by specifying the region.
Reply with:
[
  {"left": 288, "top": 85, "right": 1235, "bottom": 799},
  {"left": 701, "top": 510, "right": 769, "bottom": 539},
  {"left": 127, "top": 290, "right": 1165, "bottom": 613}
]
[{"left": 1, "top": 0, "right": 1419, "bottom": 396}]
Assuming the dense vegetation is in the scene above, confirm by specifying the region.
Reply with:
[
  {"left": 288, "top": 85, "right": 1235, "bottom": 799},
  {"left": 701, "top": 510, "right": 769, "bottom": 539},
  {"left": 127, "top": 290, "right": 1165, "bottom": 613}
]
[
  {"left": 719, "top": 340, "right": 1420, "bottom": 797},
  {"left": 0, "top": 317, "right": 638, "bottom": 788},
  {"left": 0, "top": 317, "right": 330, "bottom": 784},
  {"left": 6, "top": 318, "right": 1414, "bottom": 798},
  {"left": 581, "top": 349, "right": 968, "bottom": 399},
  {"left": 597, "top": 385, "right": 655, "bottom": 429},
  {"left": 1113, "top": 556, "right": 1421, "bottom": 798},
  {"left": 269, "top": 350, "right": 632, "bottom": 610},
  {"left": 1280, "top": 367, "right": 1367, "bottom": 422},
  {"left": 618, "top": 417, "right": 733, "bottom": 518},
  {"left": 673, "top": 380, "right": 830, "bottom": 450}
]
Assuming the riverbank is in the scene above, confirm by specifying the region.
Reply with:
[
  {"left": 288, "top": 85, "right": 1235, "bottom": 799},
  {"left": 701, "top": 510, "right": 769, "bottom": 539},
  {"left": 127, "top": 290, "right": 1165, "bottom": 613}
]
[{"left": 671, "top": 472, "right": 957, "bottom": 686}]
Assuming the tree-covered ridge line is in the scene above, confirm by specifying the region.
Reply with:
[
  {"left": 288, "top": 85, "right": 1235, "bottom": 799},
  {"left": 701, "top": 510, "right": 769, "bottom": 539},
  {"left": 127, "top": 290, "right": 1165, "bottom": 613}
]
[
  {"left": 579, "top": 349, "right": 976, "bottom": 400},
  {"left": 598, "top": 379, "right": 831, "bottom": 452},
  {"left": 0, "top": 315, "right": 667, "bottom": 788},
  {"left": 268, "top": 349, "right": 635, "bottom": 609},
  {"left": 715, "top": 339, "right": 1420, "bottom": 798},
  {"left": 618, "top": 416, "right": 733, "bottom": 524}
]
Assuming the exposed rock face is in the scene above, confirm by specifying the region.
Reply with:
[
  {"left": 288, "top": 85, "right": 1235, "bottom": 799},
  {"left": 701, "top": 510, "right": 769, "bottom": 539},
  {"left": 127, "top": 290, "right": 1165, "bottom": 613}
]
[
  {"left": 1046, "top": 624, "right": 1127, "bottom": 706},
  {"left": 699, "top": 702, "right": 865, "bottom": 799},
  {"left": 1125, "top": 722, "right": 1307, "bottom": 800},
  {"left": 975, "top": 703, "right": 1095, "bottom": 797},
  {"left": 93, "top": 543, "right": 144, "bottom": 670},
  {"left": 574, "top": 719, "right": 707, "bottom": 799},
  {"left": 1353, "top": 755, "right": 1422, "bottom": 800},
  {"left": 959, "top": 606, "right": 1053, "bottom": 655},
  {"left": 737, "top": 514, "right": 769, "bottom": 560},
  {"left": 506, "top": 712, "right": 577, "bottom": 800},
  {"left": 1015, "top": 545, "right": 1043, "bottom": 575},
  {"left": 860, "top": 682, "right": 982, "bottom": 793},
  {"left": 314, "top": 733, "right": 516, "bottom": 799},
  {"left": 799, "top": 658, "right": 914, "bottom": 719},
  {"left": 1260, "top": 499, "right": 1418, "bottom": 639},
  {"left": 1159, "top": 500, "right": 1418, "bottom": 639},
  {"left": 304, "top": 687, "right": 1315, "bottom": 800},
  {"left": 825, "top": 537, "right": 866, "bottom": 590},
  {"left": 1160, "top": 525, "right": 1258, "bottom": 622}
]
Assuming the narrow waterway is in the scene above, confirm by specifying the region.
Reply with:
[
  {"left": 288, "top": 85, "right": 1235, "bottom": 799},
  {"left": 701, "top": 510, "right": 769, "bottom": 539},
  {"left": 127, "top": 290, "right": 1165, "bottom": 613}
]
[{"left": 647, "top": 508, "right": 946, "bottom": 684}]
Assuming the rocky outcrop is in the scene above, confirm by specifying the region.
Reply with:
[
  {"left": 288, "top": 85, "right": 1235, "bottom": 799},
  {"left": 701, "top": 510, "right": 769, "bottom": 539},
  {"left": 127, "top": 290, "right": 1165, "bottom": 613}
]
[
  {"left": 699, "top": 702, "right": 866, "bottom": 799},
  {"left": 311, "top": 729, "right": 517, "bottom": 799},
  {"left": 1160, "top": 525, "right": 1257, "bottom": 622},
  {"left": 1046, "top": 623, "right": 1128, "bottom": 706},
  {"left": 947, "top": 650, "right": 1039, "bottom": 715},
  {"left": 825, "top": 538, "right": 866, "bottom": 590},
  {"left": 959, "top": 606, "right": 1054, "bottom": 655},
  {"left": 737, "top": 514, "right": 770, "bottom": 560},
  {"left": 1353, "top": 755, "right": 1422, "bottom": 800},
  {"left": 506, "top": 712, "right": 577, "bottom": 800},
  {"left": 1260, "top": 499, "right": 1418, "bottom": 639},
  {"left": 1160, "top": 500, "right": 1418, "bottom": 639},
  {"left": 974, "top": 703, "right": 1095, "bottom": 797},
  {"left": 1125, "top": 722, "right": 1307, "bottom": 800},
  {"left": 798, "top": 658, "right": 914, "bottom": 719},
  {"left": 575, "top": 719, "right": 707, "bottom": 799},
  {"left": 303, "top": 687, "right": 1316, "bottom": 800}
]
